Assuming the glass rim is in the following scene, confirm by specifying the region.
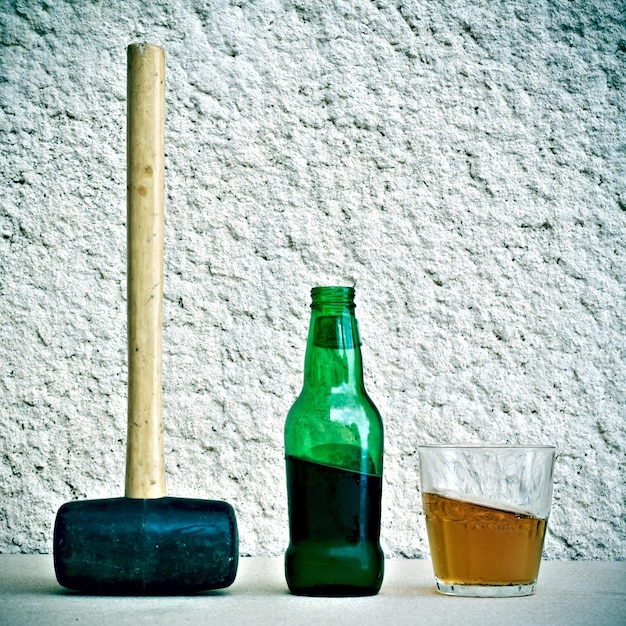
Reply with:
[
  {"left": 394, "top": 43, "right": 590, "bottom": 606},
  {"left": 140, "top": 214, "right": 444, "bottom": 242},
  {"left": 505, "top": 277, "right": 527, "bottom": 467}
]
[{"left": 418, "top": 443, "right": 556, "bottom": 451}]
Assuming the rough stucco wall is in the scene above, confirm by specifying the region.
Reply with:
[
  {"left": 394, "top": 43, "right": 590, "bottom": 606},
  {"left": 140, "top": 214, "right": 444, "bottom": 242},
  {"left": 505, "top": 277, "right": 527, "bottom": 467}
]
[{"left": 0, "top": 0, "right": 624, "bottom": 559}]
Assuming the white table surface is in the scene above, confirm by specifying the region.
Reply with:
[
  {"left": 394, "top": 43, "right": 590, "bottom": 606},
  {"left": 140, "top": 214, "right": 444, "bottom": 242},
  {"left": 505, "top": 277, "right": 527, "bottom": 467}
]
[{"left": 1, "top": 555, "right": 624, "bottom": 626}]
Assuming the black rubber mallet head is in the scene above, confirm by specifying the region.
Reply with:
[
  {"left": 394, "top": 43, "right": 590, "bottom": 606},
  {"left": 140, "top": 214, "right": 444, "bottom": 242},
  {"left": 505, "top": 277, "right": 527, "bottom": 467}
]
[{"left": 53, "top": 43, "right": 238, "bottom": 594}]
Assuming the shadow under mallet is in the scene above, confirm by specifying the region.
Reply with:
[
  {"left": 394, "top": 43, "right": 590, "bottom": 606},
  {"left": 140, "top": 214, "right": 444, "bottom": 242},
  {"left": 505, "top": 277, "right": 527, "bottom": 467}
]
[{"left": 53, "top": 43, "right": 238, "bottom": 594}]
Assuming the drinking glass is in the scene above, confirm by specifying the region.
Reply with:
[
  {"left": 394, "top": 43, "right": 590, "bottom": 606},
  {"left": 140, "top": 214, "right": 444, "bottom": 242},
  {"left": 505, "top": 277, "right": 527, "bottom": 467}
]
[{"left": 418, "top": 444, "right": 556, "bottom": 597}]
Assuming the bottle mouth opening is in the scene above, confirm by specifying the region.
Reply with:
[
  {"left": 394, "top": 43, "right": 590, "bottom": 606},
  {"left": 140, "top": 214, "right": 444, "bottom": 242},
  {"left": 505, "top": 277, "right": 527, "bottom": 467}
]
[{"left": 311, "top": 286, "right": 355, "bottom": 305}]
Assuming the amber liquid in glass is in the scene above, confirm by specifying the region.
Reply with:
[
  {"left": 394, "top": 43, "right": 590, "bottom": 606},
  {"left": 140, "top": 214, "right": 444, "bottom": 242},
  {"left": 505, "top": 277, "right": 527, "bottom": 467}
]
[{"left": 422, "top": 492, "right": 547, "bottom": 586}]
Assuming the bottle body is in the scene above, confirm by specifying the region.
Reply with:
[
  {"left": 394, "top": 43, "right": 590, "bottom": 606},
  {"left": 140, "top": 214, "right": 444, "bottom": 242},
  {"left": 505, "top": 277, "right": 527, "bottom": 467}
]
[{"left": 285, "top": 286, "right": 384, "bottom": 596}]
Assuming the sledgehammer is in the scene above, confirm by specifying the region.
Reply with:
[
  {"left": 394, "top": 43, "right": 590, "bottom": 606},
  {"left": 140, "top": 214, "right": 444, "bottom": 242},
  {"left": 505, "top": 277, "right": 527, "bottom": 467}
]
[{"left": 53, "top": 43, "right": 238, "bottom": 594}]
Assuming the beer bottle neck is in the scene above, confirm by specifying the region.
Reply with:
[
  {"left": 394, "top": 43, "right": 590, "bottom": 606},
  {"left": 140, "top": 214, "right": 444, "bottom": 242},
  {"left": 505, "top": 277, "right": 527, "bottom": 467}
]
[{"left": 303, "top": 287, "right": 363, "bottom": 391}]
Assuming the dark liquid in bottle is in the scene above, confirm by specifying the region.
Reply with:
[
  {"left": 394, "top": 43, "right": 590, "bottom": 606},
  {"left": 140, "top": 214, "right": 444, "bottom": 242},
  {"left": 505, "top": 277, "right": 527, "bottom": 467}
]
[{"left": 285, "top": 454, "right": 384, "bottom": 596}]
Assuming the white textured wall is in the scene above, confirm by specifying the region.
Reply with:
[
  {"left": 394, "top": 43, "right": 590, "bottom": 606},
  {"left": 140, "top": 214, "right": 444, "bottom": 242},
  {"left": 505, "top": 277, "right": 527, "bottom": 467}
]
[{"left": 1, "top": 0, "right": 624, "bottom": 560}]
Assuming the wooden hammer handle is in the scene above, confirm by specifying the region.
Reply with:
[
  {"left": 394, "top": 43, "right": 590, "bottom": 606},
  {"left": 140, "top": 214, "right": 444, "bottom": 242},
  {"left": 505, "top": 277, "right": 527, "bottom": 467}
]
[{"left": 125, "top": 43, "right": 166, "bottom": 499}]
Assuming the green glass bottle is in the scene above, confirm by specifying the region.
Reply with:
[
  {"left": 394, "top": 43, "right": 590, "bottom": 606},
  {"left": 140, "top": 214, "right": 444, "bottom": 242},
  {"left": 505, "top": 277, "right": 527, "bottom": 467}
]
[{"left": 284, "top": 286, "right": 384, "bottom": 596}]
